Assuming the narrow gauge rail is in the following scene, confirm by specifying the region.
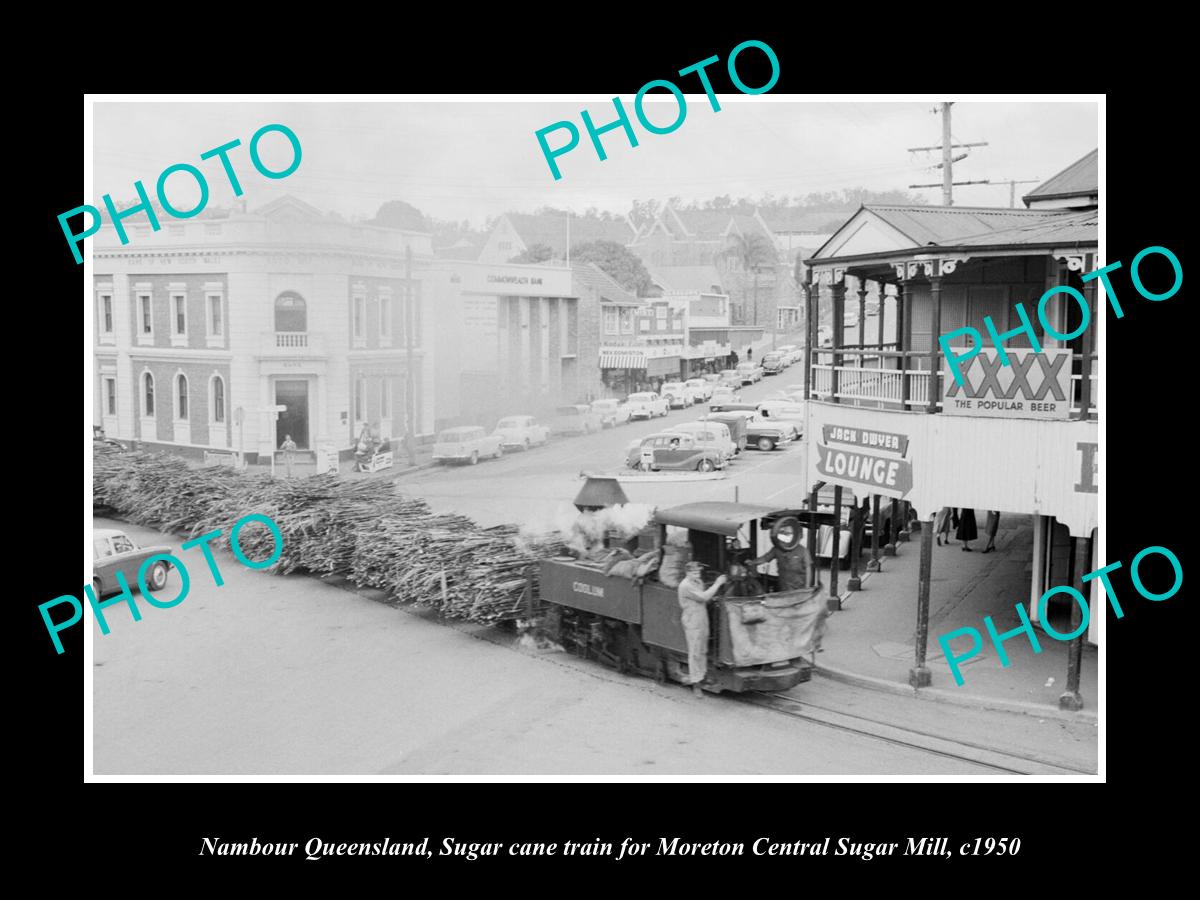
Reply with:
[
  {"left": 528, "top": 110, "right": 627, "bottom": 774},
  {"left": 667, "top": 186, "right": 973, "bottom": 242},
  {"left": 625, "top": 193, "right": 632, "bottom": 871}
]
[{"left": 741, "top": 691, "right": 1094, "bottom": 776}]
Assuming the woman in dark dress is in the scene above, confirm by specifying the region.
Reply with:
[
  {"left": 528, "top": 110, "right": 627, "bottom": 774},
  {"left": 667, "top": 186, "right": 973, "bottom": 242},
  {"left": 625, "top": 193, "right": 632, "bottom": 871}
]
[{"left": 956, "top": 508, "right": 978, "bottom": 551}]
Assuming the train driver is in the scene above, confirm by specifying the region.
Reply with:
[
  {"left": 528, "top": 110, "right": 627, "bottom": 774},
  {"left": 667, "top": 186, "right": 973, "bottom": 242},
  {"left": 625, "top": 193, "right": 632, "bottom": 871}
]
[{"left": 677, "top": 561, "right": 727, "bottom": 697}]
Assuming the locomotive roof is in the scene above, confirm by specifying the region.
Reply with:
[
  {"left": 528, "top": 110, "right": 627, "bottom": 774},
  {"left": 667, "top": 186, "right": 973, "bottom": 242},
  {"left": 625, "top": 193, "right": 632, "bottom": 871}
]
[{"left": 655, "top": 502, "right": 782, "bottom": 536}]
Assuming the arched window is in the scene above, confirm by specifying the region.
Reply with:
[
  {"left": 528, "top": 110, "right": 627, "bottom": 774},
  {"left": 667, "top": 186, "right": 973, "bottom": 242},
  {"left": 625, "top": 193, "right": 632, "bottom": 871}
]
[
  {"left": 211, "top": 375, "right": 225, "bottom": 423},
  {"left": 275, "top": 292, "right": 307, "bottom": 332},
  {"left": 143, "top": 371, "right": 155, "bottom": 416},
  {"left": 176, "top": 373, "right": 189, "bottom": 420}
]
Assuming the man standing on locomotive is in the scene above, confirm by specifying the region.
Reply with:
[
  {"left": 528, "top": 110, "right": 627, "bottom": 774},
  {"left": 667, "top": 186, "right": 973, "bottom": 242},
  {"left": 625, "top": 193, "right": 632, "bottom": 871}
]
[{"left": 677, "top": 561, "right": 727, "bottom": 697}]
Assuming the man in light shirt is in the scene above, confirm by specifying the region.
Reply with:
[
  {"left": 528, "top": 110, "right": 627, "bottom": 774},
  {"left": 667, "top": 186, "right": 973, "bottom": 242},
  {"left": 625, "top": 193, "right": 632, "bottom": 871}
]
[{"left": 677, "top": 561, "right": 727, "bottom": 697}]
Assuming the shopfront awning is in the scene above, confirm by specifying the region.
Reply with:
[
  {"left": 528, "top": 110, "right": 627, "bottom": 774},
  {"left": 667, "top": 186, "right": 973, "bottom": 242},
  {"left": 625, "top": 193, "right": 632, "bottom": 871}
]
[
  {"left": 600, "top": 349, "right": 647, "bottom": 369},
  {"left": 647, "top": 355, "right": 682, "bottom": 377}
]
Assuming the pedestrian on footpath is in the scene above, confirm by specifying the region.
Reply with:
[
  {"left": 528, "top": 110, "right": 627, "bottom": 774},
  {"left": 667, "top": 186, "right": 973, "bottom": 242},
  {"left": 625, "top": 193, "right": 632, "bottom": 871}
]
[
  {"left": 934, "top": 506, "right": 954, "bottom": 546},
  {"left": 956, "top": 507, "right": 978, "bottom": 551},
  {"left": 280, "top": 435, "right": 298, "bottom": 477},
  {"left": 982, "top": 510, "right": 1001, "bottom": 553},
  {"left": 677, "top": 561, "right": 727, "bottom": 697}
]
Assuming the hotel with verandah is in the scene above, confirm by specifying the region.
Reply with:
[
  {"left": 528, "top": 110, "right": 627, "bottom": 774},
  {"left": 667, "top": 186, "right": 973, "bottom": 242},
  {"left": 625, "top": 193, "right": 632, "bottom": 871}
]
[{"left": 800, "top": 150, "right": 1099, "bottom": 709}]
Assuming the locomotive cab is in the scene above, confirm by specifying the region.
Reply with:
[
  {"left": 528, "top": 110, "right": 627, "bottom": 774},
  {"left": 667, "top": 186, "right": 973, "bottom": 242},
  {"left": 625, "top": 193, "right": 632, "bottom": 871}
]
[{"left": 540, "top": 502, "right": 824, "bottom": 694}]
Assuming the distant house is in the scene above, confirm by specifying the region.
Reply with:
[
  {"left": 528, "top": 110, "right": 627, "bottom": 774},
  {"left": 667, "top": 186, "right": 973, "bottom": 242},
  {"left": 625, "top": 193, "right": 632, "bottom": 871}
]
[
  {"left": 1022, "top": 148, "right": 1097, "bottom": 210},
  {"left": 478, "top": 212, "right": 638, "bottom": 264}
]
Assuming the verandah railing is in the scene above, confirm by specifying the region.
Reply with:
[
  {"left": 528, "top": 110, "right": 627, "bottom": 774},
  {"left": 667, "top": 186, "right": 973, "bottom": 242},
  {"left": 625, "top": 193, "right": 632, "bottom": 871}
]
[{"left": 809, "top": 349, "right": 1099, "bottom": 420}]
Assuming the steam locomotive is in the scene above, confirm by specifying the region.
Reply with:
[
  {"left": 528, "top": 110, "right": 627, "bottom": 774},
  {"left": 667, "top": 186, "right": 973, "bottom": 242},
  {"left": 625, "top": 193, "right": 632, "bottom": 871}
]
[{"left": 538, "top": 482, "right": 827, "bottom": 694}]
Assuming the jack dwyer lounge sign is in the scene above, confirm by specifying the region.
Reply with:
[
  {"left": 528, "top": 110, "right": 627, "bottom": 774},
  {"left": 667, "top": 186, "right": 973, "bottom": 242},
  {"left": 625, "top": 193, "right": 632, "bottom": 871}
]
[
  {"left": 942, "top": 347, "right": 1073, "bottom": 420},
  {"left": 816, "top": 424, "right": 913, "bottom": 498}
]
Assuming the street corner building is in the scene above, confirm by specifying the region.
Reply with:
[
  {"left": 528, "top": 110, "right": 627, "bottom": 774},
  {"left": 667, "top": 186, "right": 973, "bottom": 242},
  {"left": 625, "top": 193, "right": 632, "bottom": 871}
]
[{"left": 798, "top": 149, "right": 1099, "bottom": 708}]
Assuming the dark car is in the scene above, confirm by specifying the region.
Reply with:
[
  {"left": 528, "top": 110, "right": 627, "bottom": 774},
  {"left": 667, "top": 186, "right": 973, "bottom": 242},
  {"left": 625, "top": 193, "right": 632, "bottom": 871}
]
[
  {"left": 742, "top": 416, "right": 796, "bottom": 452},
  {"left": 92, "top": 529, "right": 175, "bottom": 598}
]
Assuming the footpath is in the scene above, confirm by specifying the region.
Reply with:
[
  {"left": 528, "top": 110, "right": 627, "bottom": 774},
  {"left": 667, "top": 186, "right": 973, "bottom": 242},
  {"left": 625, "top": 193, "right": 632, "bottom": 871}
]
[{"left": 814, "top": 514, "right": 1099, "bottom": 722}]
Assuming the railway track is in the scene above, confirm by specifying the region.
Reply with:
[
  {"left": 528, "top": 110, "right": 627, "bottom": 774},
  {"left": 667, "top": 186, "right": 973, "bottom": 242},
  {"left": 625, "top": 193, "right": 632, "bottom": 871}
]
[{"left": 742, "top": 690, "right": 1095, "bottom": 776}]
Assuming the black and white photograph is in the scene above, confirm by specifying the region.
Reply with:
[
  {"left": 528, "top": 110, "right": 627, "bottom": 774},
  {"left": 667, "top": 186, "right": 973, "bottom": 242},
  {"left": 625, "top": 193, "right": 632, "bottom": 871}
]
[{"left": 79, "top": 93, "right": 1108, "bottom": 780}]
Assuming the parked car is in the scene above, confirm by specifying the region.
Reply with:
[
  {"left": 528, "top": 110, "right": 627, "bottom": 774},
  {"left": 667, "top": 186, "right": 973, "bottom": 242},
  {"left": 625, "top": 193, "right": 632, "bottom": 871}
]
[
  {"left": 493, "top": 415, "right": 550, "bottom": 450},
  {"left": 776, "top": 344, "right": 798, "bottom": 364},
  {"left": 433, "top": 426, "right": 504, "bottom": 465},
  {"left": 817, "top": 325, "right": 833, "bottom": 347},
  {"left": 705, "top": 411, "right": 751, "bottom": 455},
  {"left": 701, "top": 373, "right": 722, "bottom": 385},
  {"left": 708, "top": 386, "right": 741, "bottom": 409},
  {"left": 626, "top": 391, "right": 670, "bottom": 419},
  {"left": 685, "top": 378, "right": 713, "bottom": 402},
  {"left": 709, "top": 400, "right": 759, "bottom": 414},
  {"left": 756, "top": 400, "right": 807, "bottom": 438},
  {"left": 668, "top": 420, "right": 736, "bottom": 461},
  {"left": 743, "top": 416, "right": 795, "bottom": 452},
  {"left": 92, "top": 528, "right": 174, "bottom": 598},
  {"left": 625, "top": 432, "right": 726, "bottom": 472},
  {"left": 659, "top": 381, "right": 696, "bottom": 409},
  {"left": 736, "top": 362, "right": 764, "bottom": 384},
  {"left": 590, "top": 398, "right": 632, "bottom": 428},
  {"left": 549, "top": 404, "right": 603, "bottom": 436},
  {"left": 718, "top": 369, "right": 742, "bottom": 388},
  {"left": 760, "top": 351, "right": 786, "bottom": 375}
]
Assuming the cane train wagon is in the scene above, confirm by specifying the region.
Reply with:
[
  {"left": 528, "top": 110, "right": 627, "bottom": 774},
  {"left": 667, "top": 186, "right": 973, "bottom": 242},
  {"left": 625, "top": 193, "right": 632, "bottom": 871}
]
[{"left": 539, "top": 502, "right": 823, "bottom": 693}]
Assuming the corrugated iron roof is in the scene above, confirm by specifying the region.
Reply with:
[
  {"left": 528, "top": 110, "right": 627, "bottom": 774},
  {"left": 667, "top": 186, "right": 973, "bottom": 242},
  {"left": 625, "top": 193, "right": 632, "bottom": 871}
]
[
  {"left": 505, "top": 213, "right": 635, "bottom": 255},
  {"left": 650, "top": 265, "right": 726, "bottom": 294},
  {"left": 571, "top": 262, "right": 642, "bottom": 305},
  {"left": 954, "top": 209, "right": 1097, "bottom": 247},
  {"left": 866, "top": 205, "right": 1053, "bottom": 246},
  {"left": 1024, "top": 149, "right": 1098, "bottom": 202},
  {"left": 655, "top": 501, "right": 782, "bottom": 535}
]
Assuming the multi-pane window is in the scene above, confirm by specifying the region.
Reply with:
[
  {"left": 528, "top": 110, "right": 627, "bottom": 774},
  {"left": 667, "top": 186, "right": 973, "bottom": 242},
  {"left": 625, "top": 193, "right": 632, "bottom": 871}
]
[
  {"left": 172, "top": 294, "right": 187, "bottom": 336},
  {"left": 353, "top": 296, "right": 365, "bottom": 340},
  {"left": 176, "top": 374, "right": 189, "bottom": 420},
  {"left": 139, "top": 295, "right": 153, "bottom": 335},
  {"left": 212, "top": 376, "right": 225, "bottom": 423},
  {"left": 104, "top": 377, "right": 116, "bottom": 415},
  {"left": 208, "top": 295, "right": 223, "bottom": 337},
  {"left": 98, "top": 294, "right": 114, "bottom": 336},
  {"left": 380, "top": 296, "right": 391, "bottom": 339},
  {"left": 143, "top": 372, "right": 155, "bottom": 415},
  {"left": 603, "top": 307, "right": 619, "bottom": 335}
]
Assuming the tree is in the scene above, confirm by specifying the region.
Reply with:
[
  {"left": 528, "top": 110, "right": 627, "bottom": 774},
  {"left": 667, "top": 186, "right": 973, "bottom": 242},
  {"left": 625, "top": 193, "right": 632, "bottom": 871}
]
[
  {"left": 369, "top": 200, "right": 429, "bottom": 231},
  {"left": 509, "top": 243, "right": 554, "bottom": 264},
  {"left": 722, "top": 232, "right": 778, "bottom": 327},
  {"left": 571, "top": 240, "right": 654, "bottom": 297}
]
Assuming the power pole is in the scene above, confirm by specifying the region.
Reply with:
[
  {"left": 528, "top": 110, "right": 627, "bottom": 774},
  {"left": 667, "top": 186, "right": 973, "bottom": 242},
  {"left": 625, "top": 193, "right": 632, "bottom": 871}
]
[
  {"left": 404, "top": 243, "right": 417, "bottom": 467},
  {"left": 941, "top": 101, "right": 953, "bottom": 206},
  {"left": 995, "top": 177, "right": 1041, "bottom": 208},
  {"left": 907, "top": 104, "right": 989, "bottom": 207}
]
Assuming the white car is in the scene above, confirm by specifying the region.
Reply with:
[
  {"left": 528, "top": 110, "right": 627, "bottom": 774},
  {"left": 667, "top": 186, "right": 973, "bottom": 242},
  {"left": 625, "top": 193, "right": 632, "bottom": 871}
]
[
  {"left": 685, "top": 378, "right": 713, "bottom": 402},
  {"left": 668, "top": 420, "right": 736, "bottom": 461},
  {"left": 590, "top": 398, "right": 632, "bottom": 428},
  {"left": 492, "top": 415, "right": 550, "bottom": 450},
  {"left": 736, "top": 362, "right": 764, "bottom": 384},
  {"left": 756, "top": 400, "right": 807, "bottom": 437},
  {"left": 433, "top": 426, "right": 504, "bottom": 465},
  {"left": 659, "top": 381, "right": 695, "bottom": 409},
  {"left": 626, "top": 391, "right": 670, "bottom": 419}
]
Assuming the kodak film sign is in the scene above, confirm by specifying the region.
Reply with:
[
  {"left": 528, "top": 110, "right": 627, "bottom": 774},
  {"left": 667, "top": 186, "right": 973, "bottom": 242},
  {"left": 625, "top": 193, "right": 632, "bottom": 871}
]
[
  {"left": 942, "top": 348, "right": 1073, "bottom": 420},
  {"left": 816, "top": 423, "right": 913, "bottom": 498}
]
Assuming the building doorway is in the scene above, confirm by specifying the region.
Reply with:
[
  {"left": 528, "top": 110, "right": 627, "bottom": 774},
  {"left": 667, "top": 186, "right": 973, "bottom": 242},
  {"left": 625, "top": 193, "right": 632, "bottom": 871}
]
[{"left": 275, "top": 379, "right": 310, "bottom": 449}]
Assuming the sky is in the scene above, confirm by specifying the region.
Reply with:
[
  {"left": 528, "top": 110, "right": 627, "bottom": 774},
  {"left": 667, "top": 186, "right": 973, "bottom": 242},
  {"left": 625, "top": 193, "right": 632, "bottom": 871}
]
[{"left": 92, "top": 99, "right": 1099, "bottom": 228}]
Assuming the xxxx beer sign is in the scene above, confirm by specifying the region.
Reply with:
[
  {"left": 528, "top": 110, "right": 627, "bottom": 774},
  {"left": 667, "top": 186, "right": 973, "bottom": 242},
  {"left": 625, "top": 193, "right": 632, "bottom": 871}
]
[
  {"left": 942, "top": 347, "right": 1073, "bottom": 420},
  {"left": 816, "top": 424, "right": 913, "bottom": 499}
]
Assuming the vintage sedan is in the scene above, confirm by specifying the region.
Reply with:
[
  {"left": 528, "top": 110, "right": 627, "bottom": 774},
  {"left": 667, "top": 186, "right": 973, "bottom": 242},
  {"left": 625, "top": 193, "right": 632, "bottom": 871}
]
[
  {"left": 717, "top": 369, "right": 742, "bottom": 388},
  {"left": 756, "top": 400, "right": 807, "bottom": 438},
  {"left": 743, "top": 416, "right": 796, "bottom": 452},
  {"left": 736, "top": 362, "right": 765, "bottom": 384},
  {"left": 625, "top": 432, "right": 726, "bottom": 472},
  {"left": 685, "top": 378, "right": 713, "bottom": 402},
  {"left": 708, "top": 386, "right": 741, "bottom": 409},
  {"left": 433, "top": 426, "right": 504, "bottom": 465},
  {"left": 549, "top": 404, "right": 604, "bottom": 436},
  {"left": 493, "top": 415, "right": 551, "bottom": 450},
  {"left": 626, "top": 391, "right": 670, "bottom": 420},
  {"left": 590, "top": 398, "right": 632, "bottom": 428},
  {"left": 667, "top": 420, "right": 736, "bottom": 461},
  {"left": 92, "top": 528, "right": 175, "bottom": 598},
  {"left": 659, "top": 381, "right": 696, "bottom": 409}
]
